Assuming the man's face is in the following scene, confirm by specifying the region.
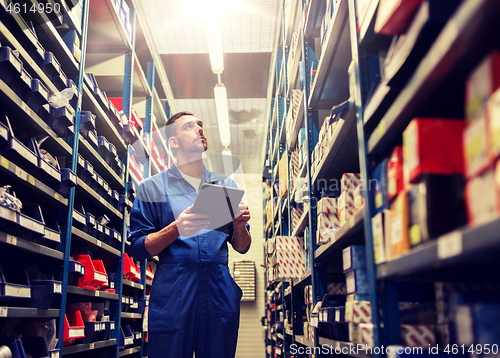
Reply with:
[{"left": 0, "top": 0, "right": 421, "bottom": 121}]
[{"left": 169, "top": 115, "right": 208, "bottom": 154}]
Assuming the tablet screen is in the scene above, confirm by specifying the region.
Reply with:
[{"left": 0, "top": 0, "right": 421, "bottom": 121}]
[{"left": 191, "top": 184, "right": 245, "bottom": 230}]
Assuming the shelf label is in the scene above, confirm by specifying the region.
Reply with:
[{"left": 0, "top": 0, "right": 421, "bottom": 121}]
[
  {"left": 349, "top": 215, "right": 355, "bottom": 228},
  {"left": 438, "top": 231, "right": 462, "bottom": 260},
  {"left": 0, "top": 307, "right": 7, "bottom": 317},
  {"left": 21, "top": 102, "right": 29, "bottom": 113},
  {"left": 15, "top": 166, "right": 24, "bottom": 179},
  {"left": 1, "top": 156, "right": 8, "bottom": 169},
  {"left": 6, "top": 235, "right": 17, "bottom": 246},
  {"left": 51, "top": 351, "right": 59, "bottom": 358},
  {"left": 89, "top": 343, "right": 94, "bottom": 350},
  {"left": 54, "top": 282, "right": 62, "bottom": 294},
  {"left": 95, "top": 290, "right": 100, "bottom": 297},
  {"left": 28, "top": 175, "right": 35, "bottom": 186},
  {"left": 54, "top": 192, "right": 60, "bottom": 201},
  {"left": 96, "top": 240, "right": 102, "bottom": 247}
]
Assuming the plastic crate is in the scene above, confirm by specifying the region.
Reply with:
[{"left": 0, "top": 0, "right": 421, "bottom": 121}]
[
  {"left": 0, "top": 46, "right": 22, "bottom": 86},
  {"left": 119, "top": 326, "right": 134, "bottom": 347},
  {"left": 83, "top": 213, "right": 95, "bottom": 235},
  {"left": 11, "top": 67, "right": 32, "bottom": 101},
  {"left": 0, "top": 131, "right": 38, "bottom": 168},
  {"left": 28, "top": 79, "right": 50, "bottom": 119},
  {"left": 79, "top": 111, "right": 95, "bottom": 137},
  {"left": 48, "top": 106, "right": 74, "bottom": 138},
  {"left": 123, "top": 254, "right": 140, "bottom": 282},
  {"left": 81, "top": 321, "right": 106, "bottom": 344},
  {"left": 146, "top": 265, "right": 154, "bottom": 281},
  {"left": 29, "top": 279, "right": 62, "bottom": 308},
  {"left": 41, "top": 52, "right": 61, "bottom": 79},
  {"left": 0, "top": 264, "right": 30, "bottom": 300},
  {"left": 103, "top": 321, "right": 116, "bottom": 340},
  {"left": 72, "top": 208, "right": 86, "bottom": 229},
  {"left": 63, "top": 310, "right": 85, "bottom": 346},
  {"left": 74, "top": 255, "right": 108, "bottom": 290},
  {"left": 67, "top": 260, "right": 84, "bottom": 286},
  {"left": 22, "top": 336, "right": 59, "bottom": 358},
  {"left": 52, "top": 71, "right": 68, "bottom": 92}
]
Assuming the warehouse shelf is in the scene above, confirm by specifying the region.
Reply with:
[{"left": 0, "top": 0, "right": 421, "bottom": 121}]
[
  {"left": 271, "top": 96, "right": 279, "bottom": 131},
  {"left": 367, "top": 0, "right": 500, "bottom": 156},
  {"left": 293, "top": 269, "right": 311, "bottom": 288},
  {"left": 285, "top": 329, "right": 293, "bottom": 336},
  {"left": 304, "top": 0, "right": 326, "bottom": 37},
  {"left": 121, "top": 312, "right": 142, "bottom": 319},
  {"left": 62, "top": 339, "right": 117, "bottom": 355},
  {"left": 145, "top": 279, "right": 152, "bottom": 287},
  {"left": 134, "top": 53, "right": 153, "bottom": 98},
  {"left": 0, "top": 155, "right": 68, "bottom": 206},
  {"left": 76, "top": 178, "right": 123, "bottom": 220},
  {"left": 122, "top": 279, "right": 143, "bottom": 290},
  {"left": 311, "top": 106, "right": 359, "bottom": 184},
  {"left": 291, "top": 210, "right": 308, "bottom": 237},
  {"left": 67, "top": 285, "right": 119, "bottom": 300},
  {"left": 0, "top": 79, "right": 72, "bottom": 158},
  {"left": 82, "top": 84, "right": 127, "bottom": 154},
  {"left": 0, "top": 306, "right": 59, "bottom": 317},
  {"left": 280, "top": 112, "right": 287, "bottom": 144},
  {"left": 308, "top": 0, "right": 351, "bottom": 110},
  {"left": 283, "top": 0, "right": 301, "bottom": 45},
  {"left": 295, "top": 335, "right": 314, "bottom": 348},
  {"left": 0, "top": 231, "right": 63, "bottom": 260},
  {"left": 357, "top": 0, "right": 381, "bottom": 46},
  {"left": 79, "top": 136, "right": 125, "bottom": 190},
  {"left": 71, "top": 227, "right": 121, "bottom": 257},
  {"left": 87, "top": 0, "right": 132, "bottom": 53},
  {"left": 315, "top": 207, "right": 365, "bottom": 260},
  {"left": 377, "top": 217, "right": 500, "bottom": 282},
  {"left": 119, "top": 346, "right": 142, "bottom": 357},
  {"left": 152, "top": 121, "right": 169, "bottom": 156},
  {"left": 318, "top": 337, "right": 373, "bottom": 358}
]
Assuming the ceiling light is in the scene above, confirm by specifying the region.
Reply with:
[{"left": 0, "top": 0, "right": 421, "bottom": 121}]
[
  {"left": 214, "top": 83, "right": 231, "bottom": 147},
  {"left": 206, "top": 20, "right": 224, "bottom": 74}
]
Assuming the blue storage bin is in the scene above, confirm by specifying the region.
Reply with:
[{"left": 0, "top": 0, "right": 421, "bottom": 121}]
[
  {"left": 42, "top": 52, "right": 61, "bottom": 79},
  {"left": 29, "top": 280, "right": 62, "bottom": 308},
  {"left": 0, "top": 46, "right": 22, "bottom": 86},
  {"left": 81, "top": 321, "right": 106, "bottom": 344},
  {"left": 0, "top": 134, "right": 38, "bottom": 168},
  {"left": 103, "top": 321, "right": 115, "bottom": 340},
  {"left": 110, "top": 190, "right": 120, "bottom": 206},
  {"left": 52, "top": 71, "right": 68, "bottom": 92},
  {"left": 119, "top": 124, "right": 138, "bottom": 145},
  {"left": 0, "top": 264, "right": 31, "bottom": 300},
  {"left": 67, "top": 260, "right": 84, "bottom": 286},
  {"left": 84, "top": 213, "right": 95, "bottom": 235},
  {"left": 59, "top": 168, "right": 77, "bottom": 198},
  {"left": 61, "top": 30, "right": 81, "bottom": 48},
  {"left": 28, "top": 79, "right": 50, "bottom": 119},
  {"left": 48, "top": 106, "right": 74, "bottom": 138},
  {"left": 79, "top": 111, "right": 96, "bottom": 137},
  {"left": 72, "top": 208, "right": 86, "bottom": 229},
  {"left": 22, "top": 336, "right": 58, "bottom": 358},
  {"left": 87, "top": 129, "right": 98, "bottom": 149},
  {"left": 91, "top": 222, "right": 104, "bottom": 239},
  {"left": 12, "top": 67, "right": 32, "bottom": 101},
  {"left": 119, "top": 326, "right": 134, "bottom": 347}
]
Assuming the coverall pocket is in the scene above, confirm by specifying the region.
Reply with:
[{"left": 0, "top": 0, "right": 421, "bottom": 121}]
[
  {"left": 149, "top": 264, "right": 183, "bottom": 334},
  {"left": 216, "top": 267, "right": 242, "bottom": 332}
]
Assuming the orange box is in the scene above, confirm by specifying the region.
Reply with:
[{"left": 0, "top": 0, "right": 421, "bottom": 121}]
[{"left": 388, "top": 192, "right": 410, "bottom": 260}]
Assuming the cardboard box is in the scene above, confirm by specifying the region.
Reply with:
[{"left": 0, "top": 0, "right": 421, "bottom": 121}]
[
  {"left": 465, "top": 169, "right": 498, "bottom": 226},
  {"left": 346, "top": 269, "right": 369, "bottom": 294},
  {"left": 343, "top": 245, "right": 367, "bottom": 272},
  {"left": 353, "top": 186, "right": 364, "bottom": 212},
  {"left": 408, "top": 174, "right": 467, "bottom": 247},
  {"left": 341, "top": 173, "right": 361, "bottom": 192},
  {"left": 327, "top": 283, "right": 347, "bottom": 295},
  {"left": 403, "top": 119, "right": 465, "bottom": 184},
  {"left": 375, "top": 0, "right": 423, "bottom": 35},
  {"left": 275, "top": 236, "right": 304, "bottom": 251},
  {"left": 388, "top": 146, "right": 404, "bottom": 201},
  {"left": 345, "top": 301, "right": 372, "bottom": 323},
  {"left": 373, "top": 158, "right": 389, "bottom": 214},
  {"left": 487, "top": 88, "right": 500, "bottom": 160},
  {"left": 463, "top": 110, "right": 491, "bottom": 179},
  {"left": 317, "top": 197, "right": 337, "bottom": 215},
  {"left": 340, "top": 207, "right": 355, "bottom": 226},
  {"left": 371, "top": 210, "right": 392, "bottom": 264},
  {"left": 318, "top": 212, "right": 341, "bottom": 233},
  {"left": 279, "top": 153, "right": 289, "bottom": 199},
  {"left": 389, "top": 192, "right": 410, "bottom": 260},
  {"left": 466, "top": 51, "right": 500, "bottom": 121},
  {"left": 358, "top": 323, "right": 375, "bottom": 346},
  {"left": 401, "top": 325, "right": 435, "bottom": 347}
]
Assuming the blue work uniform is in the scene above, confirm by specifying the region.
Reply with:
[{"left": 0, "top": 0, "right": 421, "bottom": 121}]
[{"left": 129, "top": 164, "right": 249, "bottom": 358}]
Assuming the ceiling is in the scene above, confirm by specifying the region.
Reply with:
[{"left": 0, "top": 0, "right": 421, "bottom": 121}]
[{"left": 140, "top": 0, "right": 280, "bottom": 174}]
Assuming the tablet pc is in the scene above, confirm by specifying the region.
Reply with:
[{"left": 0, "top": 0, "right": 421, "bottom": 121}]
[{"left": 191, "top": 183, "right": 245, "bottom": 230}]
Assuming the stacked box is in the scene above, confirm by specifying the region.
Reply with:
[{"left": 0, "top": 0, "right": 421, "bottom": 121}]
[
  {"left": 389, "top": 192, "right": 410, "bottom": 260},
  {"left": 292, "top": 90, "right": 302, "bottom": 124},
  {"left": 465, "top": 169, "right": 498, "bottom": 226},
  {"left": 341, "top": 173, "right": 362, "bottom": 192},
  {"left": 343, "top": 246, "right": 366, "bottom": 272},
  {"left": 401, "top": 325, "right": 436, "bottom": 347},
  {"left": 327, "top": 283, "right": 347, "bottom": 295},
  {"left": 275, "top": 236, "right": 304, "bottom": 251},
  {"left": 463, "top": 110, "right": 490, "bottom": 179},
  {"left": 345, "top": 301, "right": 372, "bottom": 323},
  {"left": 317, "top": 197, "right": 337, "bottom": 215},
  {"left": 346, "top": 269, "right": 369, "bottom": 294},
  {"left": 371, "top": 210, "right": 392, "bottom": 264}
]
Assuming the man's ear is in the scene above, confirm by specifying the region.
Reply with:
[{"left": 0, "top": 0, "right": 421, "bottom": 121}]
[{"left": 169, "top": 136, "right": 179, "bottom": 149}]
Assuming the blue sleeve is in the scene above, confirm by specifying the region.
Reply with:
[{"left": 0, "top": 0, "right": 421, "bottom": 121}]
[
  {"left": 129, "top": 182, "right": 156, "bottom": 260},
  {"left": 227, "top": 221, "right": 251, "bottom": 254}
]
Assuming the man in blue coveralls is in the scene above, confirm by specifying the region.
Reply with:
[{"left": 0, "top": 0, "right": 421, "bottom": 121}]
[{"left": 128, "top": 112, "right": 251, "bottom": 358}]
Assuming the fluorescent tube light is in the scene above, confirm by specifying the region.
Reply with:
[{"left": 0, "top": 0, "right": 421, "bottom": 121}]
[
  {"left": 207, "top": 20, "right": 224, "bottom": 74},
  {"left": 214, "top": 83, "right": 231, "bottom": 147}
]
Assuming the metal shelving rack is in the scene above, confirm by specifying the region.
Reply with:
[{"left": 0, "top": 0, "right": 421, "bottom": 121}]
[
  {"left": 263, "top": 0, "right": 500, "bottom": 357},
  {"left": 0, "top": 0, "right": 174, "bottom": 357}
]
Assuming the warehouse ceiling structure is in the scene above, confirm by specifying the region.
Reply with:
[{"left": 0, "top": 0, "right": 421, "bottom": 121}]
[{"left": 139, "top": 0, "right": 280, "bottom": 174}]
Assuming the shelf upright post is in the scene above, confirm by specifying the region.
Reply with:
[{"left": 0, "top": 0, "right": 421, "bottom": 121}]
[
  {"left": 347, "top": 0, "right": 400, "bottom": 352},
  {"left": 115, "top": 8, "right": 137, "bottom": 358},
  {"left": 56, "top": 0, "right": 90, "bottom": 351},
  {"left": 301, "top": 15, "right": 324, "bottom": 353}
]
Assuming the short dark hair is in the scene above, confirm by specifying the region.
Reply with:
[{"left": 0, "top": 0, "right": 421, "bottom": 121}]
[{"left": 165, "top": 111, "right": 195, "bottom": 139}]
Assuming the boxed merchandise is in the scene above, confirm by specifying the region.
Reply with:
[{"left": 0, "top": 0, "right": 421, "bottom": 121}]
[
  {"left": 388, "top": 147, "right": 404, "bottom": 200},
  {"left": 465, "top": 51, "right": 500, "bottom": 121},
  {"left": 463, "top": 110, "right": 490, "bottom": 178},
  {"left": 408, "top": 175, "right": 467, "bottom": 247},
  {"left": 347, "top": 293, "right": 370, "bottom": 302},
  {"left": 343, "top": 245, "right": 366, "bottom": 272},
  {"left": 346, "top": 269, "right": 369, "bottom": 294},
  {"left": 318, "top": 212, "right": 341, "bottom": 233},
  {"left": 371, "top": 210, "right": 391, "bottom": 264},
  {"left": 345, "top": 301, "right": 372, "bottom": 323},
  {"left": 353, "top": 186, "right": 364, "bottom": 212},
  {"left": 487, "top": 88, "right": 500, "bottom": 159},
  {"left": 317, "top": 197, "right": 337, "bottom": 215},
  {"left": 341, "top": 173, "right": 361, "bottom": 192},
  {"left": 455, "top": 301, "right": 500, "bottom": 345},
  {"left": 358, "top": 323, "right": 375, "bottom": 346},
  {"left": 403, "top": 119, "right": 465, "bottom": 184},
  {"left": 375, "top": 0, "right": 423, "bottom": 35},
  {"left": 389, "top": 192, "right": 410, "bottom": 260},
  {"left": 349, "top": 323, "right": 359, "bottom": 343},
  {"left": 275, "top": 236, "right": 304, "bottom": 251},
  {"left": 338, "top": 189, "right": 355, "bottom": 211},
  {"left": 373, "top": 159, "right": 389, "bottom": 214},
  {"left": 401, "top": 325, "right": 436, "bottom": 347},
  {"left": 339, "top": 207, "right": 355, "bottom": 226},
  {"left": 465, "top": 168, "right": 497, "bottom": 226},
  {"left": 327, "top": 282, "right": 347, "bottom": 295},
  {"left": 279, "top": 154, "right": 288, "bottom": 199}
]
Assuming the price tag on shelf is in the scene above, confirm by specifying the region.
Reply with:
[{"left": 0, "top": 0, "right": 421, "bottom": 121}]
[
  {"left": 89, "top": 343, "right": 94, "bottom": 350},
  {"left": 6, "top": 235, "right": 17, "bottom": 246},
  {"left": 1, "top": 156, "right": 8, "bottom": 169},
  {"left": 96, "top": 240, "right": 101, "bottom": 247},
  {"left": 95, "top": 291, "right": 100, "bottom": 297},
  {"left": 15, "top": 167, "right": 24, "bottom": 179},
  {"left": 28, "top": 175, "right": 35, "bottom": 186},
  {"left": 0, "top": 307, "right": 7, "bottom": 317},
  {"left": 349, "top": 215, "right": 355, "bottom": 228},
  {"left": 438, "top": 231, "right": 462, "bottom": 260},
  {"left": 81, "top": 182, "right": 87, "bottom": 191},
  {"left": 54, "top": 193, "right": 60, "bottom": 201},
  {"left": 21, "top": 102, "right": 29, "bottom": 114}
]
